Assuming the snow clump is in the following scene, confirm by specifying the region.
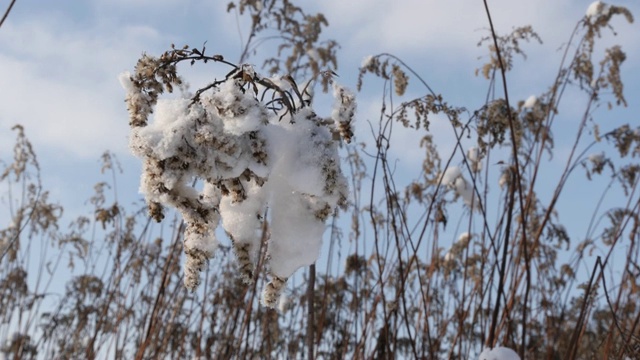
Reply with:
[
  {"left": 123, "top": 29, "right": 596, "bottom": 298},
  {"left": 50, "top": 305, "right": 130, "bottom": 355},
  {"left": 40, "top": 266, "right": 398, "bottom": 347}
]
[
  {"left": 478, "top": 346, "right": 521, "bottom": 360},
  {"left": 586, "top": 1, "right": 610, "bottom": 19},
  {"left": 361, "top": 55, "right": 374, "bottom": 69},
  {"left": 439, "top": 166, "right": 477, "bottom": 209},
  {"left": 523, "top": 95, "right": 537, "bottom": 109},
  {"left": 122, "top": 53, "right": 356, "bottom": 307}
]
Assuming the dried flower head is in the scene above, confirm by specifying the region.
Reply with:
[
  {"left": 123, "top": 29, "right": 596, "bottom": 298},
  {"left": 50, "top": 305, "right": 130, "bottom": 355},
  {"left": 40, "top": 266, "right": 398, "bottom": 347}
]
[{"left": 122, "top": 46, "right": 355, "bottom": 298}]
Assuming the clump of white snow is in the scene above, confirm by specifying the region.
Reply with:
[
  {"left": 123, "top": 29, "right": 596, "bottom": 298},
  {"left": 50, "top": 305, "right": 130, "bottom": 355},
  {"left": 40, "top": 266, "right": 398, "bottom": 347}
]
[
  {"left": 523, "top": 95, "right": 537, "bottom": 109},
  {"left": 361, "top": 55, "right": 374, "bottom": 69},
  {"left": 586, "top": 1, "right": 610, "bottom": 19},
  {"left": 444, "top": 251, "right": 455, "bottom": 263},
  {"left": 439, "top": 166, "right": 477, "bottom": 209},
  {"left": 331, "top": 82, "right": 356, "bottom": 143},
  {"left": 440, "top": 166, "right": 462, "bottom": 187},
  {"left": 479, "top": 347, "right": 521, "bottom": 360},
  {"left": 278, "top": 293, "right": 289, "bottom": 312},
  {"left": 467, "top": 147, "right": 479, "bottom": 163},
  {"left": 443, "top": 232, "right": 473, "bottom": 266},
  {"left": 467, "top": 147, "right": 482, "bottom": 173},
  {"left": 213, "top": 79, "right": 268, "bottom": 136},
  {"left": 458, "top": 232, "right": 471, "bottom": 245},
  {"left": 454, "top": 176, "right": 476, "bottom": 208},
  {"left": 588, "top": 152, "right": 605, "bottom": 165}
]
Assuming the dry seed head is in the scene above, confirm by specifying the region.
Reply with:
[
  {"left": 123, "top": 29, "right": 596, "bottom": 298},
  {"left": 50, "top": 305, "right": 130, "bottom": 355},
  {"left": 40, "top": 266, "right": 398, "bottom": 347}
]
[
  {"left": 392, "top": 65, "right": 409, "bottom": 96},
  {"left": 232, "top": 241, "right": 254, "bottom": 284},
  {"left": 261, "top": 275, "right": 287, "bottom": 308}
]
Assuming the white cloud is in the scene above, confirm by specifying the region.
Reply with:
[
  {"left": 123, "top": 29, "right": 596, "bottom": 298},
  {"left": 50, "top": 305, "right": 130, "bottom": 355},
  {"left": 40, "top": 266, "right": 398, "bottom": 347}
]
[
  {"left": 0, "top": 13, "right": 163, "bottom": 159},
  {"left": 2, "top": 0, "right": 634, "bottom": 161},
  {"left": 0, "top": 0, "right": 637, "bottom": 196},
  {"left": 315, "top": 0, "right": 639, "bottom": 83},
  {"left": 0, "top": 0, "right": 260, "bottom": 160},
  {"left": 317, "top": 0, "right": 577, "bottom": 54},
  {"left": 0, "top": 54, "right": 121, "bottom": 152}
]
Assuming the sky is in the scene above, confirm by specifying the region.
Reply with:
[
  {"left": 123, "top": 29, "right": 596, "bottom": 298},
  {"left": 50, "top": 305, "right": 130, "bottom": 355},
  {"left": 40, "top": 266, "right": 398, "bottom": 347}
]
[
  {"left": 0, "top": 0, "right": 640, "bottom": 205},
  {"left": 0, "top": 0, "right": 637, "bottom": 200},
  {"left": 0, "top": 1, "right": 639, "bottom": 358},
  {"left": 1, "top": 0, "right": 639, "bottom": 293}
]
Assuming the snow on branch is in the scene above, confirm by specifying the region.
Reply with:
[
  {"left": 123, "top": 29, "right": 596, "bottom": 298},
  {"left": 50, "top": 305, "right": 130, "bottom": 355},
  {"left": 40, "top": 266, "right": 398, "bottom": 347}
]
[{"left": 121, "top": 44, "right": 355, "bottom": 307}]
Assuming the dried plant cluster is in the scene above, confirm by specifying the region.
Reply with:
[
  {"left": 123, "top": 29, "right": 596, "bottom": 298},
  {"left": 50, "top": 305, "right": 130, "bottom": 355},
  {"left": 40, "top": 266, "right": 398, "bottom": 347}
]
[
  {"left": 350, "top": 2, "right": 639, "bottom": 358},
  {"left": 121, "top": 44, "right": 354, "bottom": 306},
  {"left": 229, "top": 0, "right": 339, "bottom": 91},
  {"left": 1, "top": 1, "right": 640, "bottom": 359}
]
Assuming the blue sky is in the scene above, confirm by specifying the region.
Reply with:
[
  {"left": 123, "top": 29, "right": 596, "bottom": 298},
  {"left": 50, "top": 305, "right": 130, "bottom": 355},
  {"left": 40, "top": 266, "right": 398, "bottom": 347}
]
[{"left": 1, "top": 0, "right": 639, "bottom": 275}]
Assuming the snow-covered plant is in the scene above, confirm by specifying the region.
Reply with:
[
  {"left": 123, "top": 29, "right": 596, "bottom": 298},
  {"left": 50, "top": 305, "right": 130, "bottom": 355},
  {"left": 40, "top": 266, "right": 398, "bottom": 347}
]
[
  {"left": 120, "top": 45, "right": 355, "bottom": 307},
  {"left": 439, "top": 165, "right": 478, "bottom": 210}
]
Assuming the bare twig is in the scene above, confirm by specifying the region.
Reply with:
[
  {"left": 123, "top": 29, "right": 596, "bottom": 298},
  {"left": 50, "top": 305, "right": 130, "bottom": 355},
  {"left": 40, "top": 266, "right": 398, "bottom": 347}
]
[
  {"left": 482, "top": 2, "right": 531, "bottom": 356},
  {"left": 0, "top": 0, "right": 16, "bottom": 29}
]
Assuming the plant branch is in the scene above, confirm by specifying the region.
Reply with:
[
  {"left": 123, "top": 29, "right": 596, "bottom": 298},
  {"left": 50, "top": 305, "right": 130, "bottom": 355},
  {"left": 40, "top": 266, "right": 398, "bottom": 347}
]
[{"left": 0, "top": 0, "right": 16, "bottom": 29}]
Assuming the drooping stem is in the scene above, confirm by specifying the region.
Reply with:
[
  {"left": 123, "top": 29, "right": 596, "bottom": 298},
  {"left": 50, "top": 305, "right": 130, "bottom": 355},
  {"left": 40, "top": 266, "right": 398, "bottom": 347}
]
[{"left": 307, "top": 263, "right": 316, "bottom": 360}]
